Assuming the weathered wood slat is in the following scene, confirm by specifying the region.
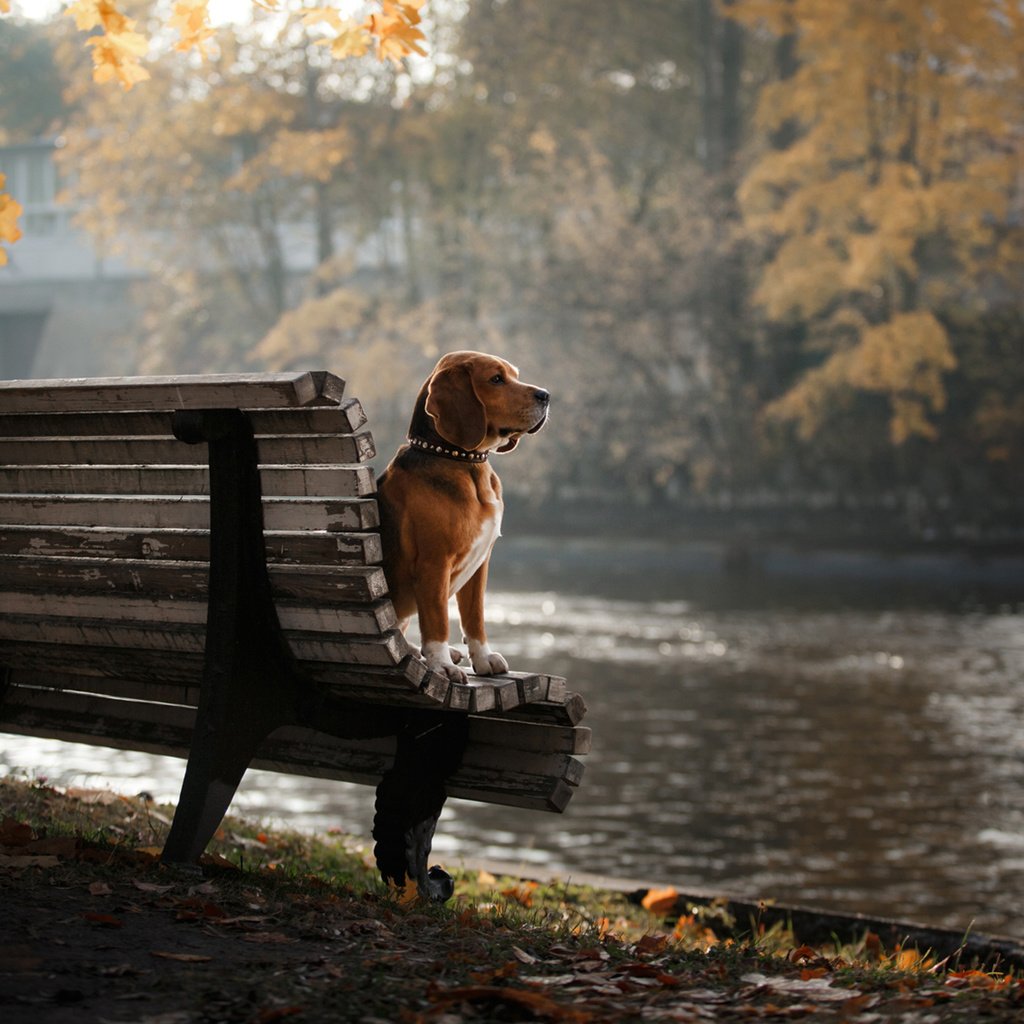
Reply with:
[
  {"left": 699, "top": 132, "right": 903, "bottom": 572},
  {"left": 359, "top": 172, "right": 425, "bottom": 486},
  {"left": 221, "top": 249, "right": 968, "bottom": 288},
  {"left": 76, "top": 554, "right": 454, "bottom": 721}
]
[
  {"left": 0, "top": 525, "right": 381, "bottom": 565},
  {"left": 0, "top": 371, "right": 345, "bottom": 413},
  {"left": 0, "top": 465, "right": 375, "bottom": 497},
  {"left": 285, "top": 630, "right": 406, "bottom": 667},
  {"left": 0, "top": 618, "right": 405, "bottom": 666},
  {"left": 0, "top": 495, "right": 380, "bottom": 532},
  {"left": 0, "top": 433, "right": 375, "bottom": 467},
  {"left": 0, "top": 686, "right": 580, "bottom": 812},
  {"left": 466, "top": 717, "right": 592, "bottom": 756},
  {"left": 0, "top": 557, "right": 389, "bottom": 603},
  {"left": 4, "top": 669, "right": 199, "bottom": 708},
  {"left": 0, "top": 642, "right": 206, "bottom": 684},
  {"left": 500, "top": 694, "right": 589, "bottom": 728},
  {"left": 0, "top": 591, "right": 395, "bottom": 635},
  {"left": 0, "top": 401, "right": 367, "bottom": 439}
]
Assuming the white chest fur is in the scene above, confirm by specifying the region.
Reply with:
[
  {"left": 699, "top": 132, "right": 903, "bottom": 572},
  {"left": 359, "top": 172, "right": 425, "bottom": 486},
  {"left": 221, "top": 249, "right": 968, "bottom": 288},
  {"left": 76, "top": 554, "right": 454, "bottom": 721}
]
[{"left": 450, "top": 501, "right": 503, "bottom": 595}]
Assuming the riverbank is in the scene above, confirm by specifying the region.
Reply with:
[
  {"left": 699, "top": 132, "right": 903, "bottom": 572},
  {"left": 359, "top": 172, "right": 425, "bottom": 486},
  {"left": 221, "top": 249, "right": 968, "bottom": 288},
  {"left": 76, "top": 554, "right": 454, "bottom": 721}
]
[{"left": 3, "top": 777, "right": 1024, "bottom": 1023}]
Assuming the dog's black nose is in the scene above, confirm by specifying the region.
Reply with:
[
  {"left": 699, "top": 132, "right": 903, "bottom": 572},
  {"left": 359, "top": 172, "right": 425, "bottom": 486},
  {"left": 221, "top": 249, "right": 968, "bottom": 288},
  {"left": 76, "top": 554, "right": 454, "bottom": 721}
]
[{"left": 534, "top": 389, "right": 550, "bottom": 404}]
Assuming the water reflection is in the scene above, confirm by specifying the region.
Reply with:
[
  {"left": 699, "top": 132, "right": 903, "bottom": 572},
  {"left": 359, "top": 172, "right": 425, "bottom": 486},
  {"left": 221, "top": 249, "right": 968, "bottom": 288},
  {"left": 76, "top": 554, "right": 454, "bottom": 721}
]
[{"left": 2, "top": 539, "right": 1023, "bottom": 935}]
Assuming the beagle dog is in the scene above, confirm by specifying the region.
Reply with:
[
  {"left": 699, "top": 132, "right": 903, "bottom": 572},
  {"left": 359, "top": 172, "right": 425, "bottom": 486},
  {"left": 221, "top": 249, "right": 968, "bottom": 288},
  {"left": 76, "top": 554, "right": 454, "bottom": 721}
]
[{"left": 377, "top": 351, "right": 549, "bottom": 682}]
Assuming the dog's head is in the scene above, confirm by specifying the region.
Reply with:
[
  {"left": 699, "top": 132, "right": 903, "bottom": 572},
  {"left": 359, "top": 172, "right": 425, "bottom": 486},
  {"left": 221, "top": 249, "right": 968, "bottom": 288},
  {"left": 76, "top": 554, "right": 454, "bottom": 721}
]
[{"left": 421, "top": 350, "right": 549, "bottom": 453}]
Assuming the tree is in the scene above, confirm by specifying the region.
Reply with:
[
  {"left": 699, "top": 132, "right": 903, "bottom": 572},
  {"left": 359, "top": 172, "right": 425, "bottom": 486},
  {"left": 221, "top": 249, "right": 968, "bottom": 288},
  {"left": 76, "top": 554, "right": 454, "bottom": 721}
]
[
  {"left": 733, "top": 0, "right": 1024, "bottom": 456},
  {"left": 0, "top": 1, "right": 427, "bottom": 259}
]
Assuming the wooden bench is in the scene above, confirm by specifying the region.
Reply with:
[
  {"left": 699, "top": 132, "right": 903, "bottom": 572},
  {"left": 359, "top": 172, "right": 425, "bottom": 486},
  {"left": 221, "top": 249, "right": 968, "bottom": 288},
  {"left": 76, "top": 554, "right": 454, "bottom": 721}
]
[{"left": 0, "top": 371, "right": 588, "bottom": 899}]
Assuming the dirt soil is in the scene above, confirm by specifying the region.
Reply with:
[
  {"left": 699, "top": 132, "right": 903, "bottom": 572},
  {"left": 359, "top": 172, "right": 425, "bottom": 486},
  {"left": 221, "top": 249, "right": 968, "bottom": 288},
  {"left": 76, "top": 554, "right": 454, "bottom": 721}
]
[{"left": 4, "top": 779, "right": 1024, "bottom": 1023}]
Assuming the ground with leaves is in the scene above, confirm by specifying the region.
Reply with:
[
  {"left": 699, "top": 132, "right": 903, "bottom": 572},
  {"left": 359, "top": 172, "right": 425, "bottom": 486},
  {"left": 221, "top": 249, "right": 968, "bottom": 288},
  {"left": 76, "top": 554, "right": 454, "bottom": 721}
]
[{"left": 2, "top": 777, "right": 1023, "bottom": 1023}]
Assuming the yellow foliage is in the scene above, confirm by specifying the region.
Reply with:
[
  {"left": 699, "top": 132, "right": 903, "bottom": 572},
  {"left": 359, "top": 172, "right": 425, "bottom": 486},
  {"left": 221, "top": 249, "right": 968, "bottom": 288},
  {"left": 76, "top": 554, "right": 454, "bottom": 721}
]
[
  {"left": 168, "top": 1, "right": 215, "bottom": 56},
  {"left": 765, "top": 311, "right": 957, "bottom": 444},
  {"left": 62, "top": 2, "right": 429, "bottom": 93},
  {"left": 304, "top": 0, "right": 427, "bottom": 64},
  {"left": 226, "top": 126, "right": 351, "bottom": 191},
  {"left": 735, "top": 0, "right": 1022, "bottom": 447},
  {"left": 0, "top": 173, "right": 23, "bottom": 267}
]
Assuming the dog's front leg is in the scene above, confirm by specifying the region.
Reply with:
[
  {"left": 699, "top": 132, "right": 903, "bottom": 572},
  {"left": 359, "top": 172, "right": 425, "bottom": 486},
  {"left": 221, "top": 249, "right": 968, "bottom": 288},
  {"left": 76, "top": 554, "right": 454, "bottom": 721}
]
[
  {"left": 414, "top": 559, "right": 467, "bottom": 682},
  {"left": 456, "top": 562, "right": 508, "bottom": 676}
]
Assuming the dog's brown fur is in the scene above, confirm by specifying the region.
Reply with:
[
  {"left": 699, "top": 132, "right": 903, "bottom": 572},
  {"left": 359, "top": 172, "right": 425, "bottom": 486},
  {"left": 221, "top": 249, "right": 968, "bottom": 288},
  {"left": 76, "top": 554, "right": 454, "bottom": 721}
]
[{"left": 377, "top": 351, "right": 549, "bottom": 681}]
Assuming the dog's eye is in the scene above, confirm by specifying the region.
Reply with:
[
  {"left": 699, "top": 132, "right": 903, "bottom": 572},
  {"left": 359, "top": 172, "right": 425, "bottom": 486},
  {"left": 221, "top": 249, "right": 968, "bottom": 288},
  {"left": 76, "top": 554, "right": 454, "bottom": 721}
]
[{"left": 489, "top": 374, "right": 505, "bottom": 385}]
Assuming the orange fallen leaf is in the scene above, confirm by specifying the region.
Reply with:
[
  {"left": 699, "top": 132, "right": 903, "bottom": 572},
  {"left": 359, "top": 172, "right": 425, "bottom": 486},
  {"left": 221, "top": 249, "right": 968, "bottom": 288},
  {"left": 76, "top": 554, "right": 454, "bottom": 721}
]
[{"left": 641, "top": 886, "right": 679, "bottom": 915}]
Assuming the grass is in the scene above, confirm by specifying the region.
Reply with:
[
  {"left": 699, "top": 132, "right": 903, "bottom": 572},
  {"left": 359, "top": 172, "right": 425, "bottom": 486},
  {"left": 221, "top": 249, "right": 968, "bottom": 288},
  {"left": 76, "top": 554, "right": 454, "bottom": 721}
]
[{"left": 2, "top": 773, "right": 1024, "bottom": 1022}]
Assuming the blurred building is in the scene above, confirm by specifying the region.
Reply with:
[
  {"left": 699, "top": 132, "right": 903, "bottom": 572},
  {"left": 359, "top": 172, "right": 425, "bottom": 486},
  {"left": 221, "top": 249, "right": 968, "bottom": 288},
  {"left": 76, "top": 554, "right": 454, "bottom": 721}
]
[
  {"left": 0, "top": 138, "right": 149, "bottom": 380},
  {"left": 0, "top": 138, "right": 400, "bottom": 381}
]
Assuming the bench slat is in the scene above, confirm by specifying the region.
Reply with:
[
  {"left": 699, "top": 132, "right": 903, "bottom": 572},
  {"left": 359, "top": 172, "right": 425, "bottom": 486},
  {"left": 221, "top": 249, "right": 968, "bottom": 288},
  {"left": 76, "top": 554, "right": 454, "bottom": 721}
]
[
  {"left": 0, "top": 526, "right": 382, "bottom": 565},
  {"left": 0, "top": 433, "right": 376, "bottom": 467},
  {"left": 0, "top": 371, "right": 345, "bottom": 413},
  {"left": 0, "top": 620, "right": 406, "bottom": 666},
  {"left": 0, "top": 495, "right": 380, "bottom": 532},
  {"left": 0, "top": 465, "right": 376, "bottom": 497},
  {"left": 0, "top": 557, "right": 389, "bottom": 602},
  {"left": 0, "top": 591, "right": 396, "bottom": 635},
  {"left": 4, "top": 671, "right": 201, "bottom": 707},
  {"left": 0, "top": 684, "right": 581, "bottom": 812},
  {"left": 0, "top": 401, "right": 367, "bottom": 438}
]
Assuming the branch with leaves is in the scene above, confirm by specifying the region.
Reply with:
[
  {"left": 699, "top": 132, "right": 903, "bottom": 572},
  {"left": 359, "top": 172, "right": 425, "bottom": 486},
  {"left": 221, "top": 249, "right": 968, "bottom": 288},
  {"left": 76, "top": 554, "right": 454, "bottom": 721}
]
[
  {"left": 61, "top": 1, "right": 426, "bottom": 90},
  {"left": 0, "top": 1, "right": 427, "bottom": 258}
]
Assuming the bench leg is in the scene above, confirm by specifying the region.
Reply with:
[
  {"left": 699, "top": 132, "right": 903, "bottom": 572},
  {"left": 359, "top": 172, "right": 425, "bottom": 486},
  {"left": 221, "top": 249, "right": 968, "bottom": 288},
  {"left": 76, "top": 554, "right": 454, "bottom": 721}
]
[
  {"left": 372, "top": 711, "right": 469, "bottom": 901},
  {"left": 162, "top": 408, "right": 297, "bottom": 866}
]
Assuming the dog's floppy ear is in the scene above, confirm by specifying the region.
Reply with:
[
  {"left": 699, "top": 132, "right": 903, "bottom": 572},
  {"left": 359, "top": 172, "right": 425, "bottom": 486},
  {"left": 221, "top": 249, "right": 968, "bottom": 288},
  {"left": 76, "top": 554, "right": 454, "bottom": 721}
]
[{"left": 425, "top": 365, "right": 487, "bottom": 450}]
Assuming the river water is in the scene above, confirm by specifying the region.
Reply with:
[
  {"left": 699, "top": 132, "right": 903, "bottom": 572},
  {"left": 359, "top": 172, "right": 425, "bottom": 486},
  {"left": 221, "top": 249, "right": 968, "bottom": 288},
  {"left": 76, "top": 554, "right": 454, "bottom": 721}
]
[{"left": 3, "top": 537, "right": 1024, "bottom": 937}]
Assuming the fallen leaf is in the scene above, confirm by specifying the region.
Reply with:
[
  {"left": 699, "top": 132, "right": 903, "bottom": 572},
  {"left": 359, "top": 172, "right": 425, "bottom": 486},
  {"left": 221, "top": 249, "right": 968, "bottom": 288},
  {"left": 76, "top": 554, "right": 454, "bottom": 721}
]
[
  {"left": 89, "top": 881, "right": 113, "bottom": 896},
  {"left": 428, "top": 984, "right": 590, "bottom": 1022},
  {"left": 742, "top": 972, "right": 859, "bottom": 1003},
  {"left": 635, "top": 933, "right": 670, "bottom": 956},
  {"left": 641, "top": 886, "right": 679, "bottom": 915},
  {"left": 478, "top": 868, "right": 497, "bottom": 884},
  {"left": 511, "top": 945, "right": 538, "bottom": 964},
  {"left": 133, "top": 880, "right": 175, "bottom": 894}
]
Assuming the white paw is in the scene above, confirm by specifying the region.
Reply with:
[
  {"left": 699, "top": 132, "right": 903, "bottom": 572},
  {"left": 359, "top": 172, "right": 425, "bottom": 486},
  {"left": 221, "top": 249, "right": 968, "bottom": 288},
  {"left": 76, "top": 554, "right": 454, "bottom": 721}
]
[
  {"left": 467, "top": 640, "right": 509, "bottom": 676},
  {"left": 422, "top": 640, "right": 468, "bottom": 683}
]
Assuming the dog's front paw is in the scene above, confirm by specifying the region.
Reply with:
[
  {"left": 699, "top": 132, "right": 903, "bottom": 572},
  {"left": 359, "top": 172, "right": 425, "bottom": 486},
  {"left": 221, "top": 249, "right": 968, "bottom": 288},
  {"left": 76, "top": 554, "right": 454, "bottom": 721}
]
[
  {"left": 421, "top": 640, "right": 469, "bottom": 683},
  {"left": 467, "top": 640, "right": 509, "bottom": 676}
]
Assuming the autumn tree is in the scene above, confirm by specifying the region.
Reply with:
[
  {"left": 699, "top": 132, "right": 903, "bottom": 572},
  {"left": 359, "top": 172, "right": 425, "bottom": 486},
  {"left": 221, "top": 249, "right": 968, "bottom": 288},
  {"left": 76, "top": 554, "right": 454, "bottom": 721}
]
[{"left": 733, "top": 0, "right": 1024, "bottom": 471}]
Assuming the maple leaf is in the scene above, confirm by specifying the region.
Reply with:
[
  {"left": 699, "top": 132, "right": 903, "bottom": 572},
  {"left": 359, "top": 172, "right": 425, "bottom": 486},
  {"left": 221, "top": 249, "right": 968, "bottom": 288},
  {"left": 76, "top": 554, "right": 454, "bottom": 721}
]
[
  {"left": 65, "top": 0, "right": 131, "bottom": 34},
  {"left": 66, "top": 1, "right": 150, "bottom": 89},
  {"left": 169, "top": 0, "right": 216, "bottom": 56},
  {"left": 368, "top": 0, "right": 428, "bottom": 63},
  {"left": 86, "top": 30, "right": 151, "bottom": 89},
  {"left": 303, "top": 8, "right": 371, "bottom": 60}
]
